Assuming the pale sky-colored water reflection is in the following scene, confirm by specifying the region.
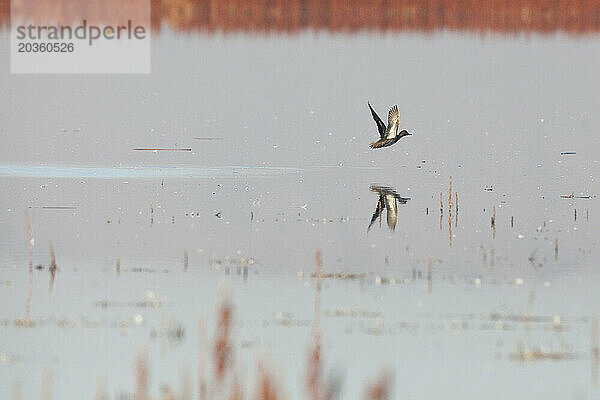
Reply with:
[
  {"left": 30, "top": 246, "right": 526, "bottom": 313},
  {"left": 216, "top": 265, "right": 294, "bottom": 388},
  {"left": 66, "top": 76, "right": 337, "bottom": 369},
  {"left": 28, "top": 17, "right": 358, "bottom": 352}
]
[{"left": 1, "top": 27, "right": 600, "bottom": 400}]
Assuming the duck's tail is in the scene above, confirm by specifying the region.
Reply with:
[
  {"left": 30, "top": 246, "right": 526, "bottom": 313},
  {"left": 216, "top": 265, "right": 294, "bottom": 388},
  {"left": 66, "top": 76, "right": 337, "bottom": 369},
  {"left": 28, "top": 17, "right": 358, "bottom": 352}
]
[{"left": 370, "top": 141, "right": 385, "bottom": 149}]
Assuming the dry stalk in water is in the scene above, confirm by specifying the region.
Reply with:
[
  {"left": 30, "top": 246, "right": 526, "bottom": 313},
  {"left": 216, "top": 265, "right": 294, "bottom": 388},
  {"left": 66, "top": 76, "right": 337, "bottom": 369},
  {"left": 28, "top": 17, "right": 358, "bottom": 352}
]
[
  {"left": 491, "top": 206, "right": 496, "bottom": 239},
  {"left": 255, "top": 366, "right": 278, "bottom": 400},
  {"left": 160, "top": 385, "right": 176, "bottom": 400},
  {"left": 12, "top": 379, "right": 22, "bottom": 400},
  {"left": 214, "top": 300, "right": 233, "bottom": 384},
  {"left": 24, "top": 209, "right": 33, "bottom": 319},
  {"left": 364, "top": 371, "right": 392, "bottom": 400},
  {"left": 307, "top": 249, "right": 323, "bottom": 400},
  {"left": 180, "top": 367, "right": 192, "bottom": 400},
  {"left": 150, "top": 201, "right": 154, "bottom": 228},
  {"left": 198, "top": 319, "right": 208, "bottom": 400},
  {"left": 135, "top": 352, "right": 149, "bottom": 400},
  {"left": 592, "top": 316, "right": 599, "bottom": 386},
  {"left": 95, "top": 375, "right": 108, "bottom": 400},
  {"left": 306, "top": 336, "right": 323, "bottom": 400},
  {"left": 230, "top": 374, "right": 243, "bottom": 400},
  {"left": 41, "top": 367, "right": 53, "bottom": 400},
  {"left": 25, "top": 209, "right": 33, "bottom": 271},
  {"left": 427, "top": 258, "right": 432, "bottom": 294},
  {"left": 49, "top": 241, "right": 57, "bottom": 292},
  {"left": 455, "top": 192, "right": 458, "bottom": 228},
  {"left": 448, "top": 176, "right": 452, "bottom": 213}
]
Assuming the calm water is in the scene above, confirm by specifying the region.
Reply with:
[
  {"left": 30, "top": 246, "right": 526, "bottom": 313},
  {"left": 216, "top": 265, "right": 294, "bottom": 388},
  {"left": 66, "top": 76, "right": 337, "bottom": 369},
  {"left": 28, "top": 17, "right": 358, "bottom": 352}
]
[{"left": 1, "top": 23, "right": 600, "bottom": 400}]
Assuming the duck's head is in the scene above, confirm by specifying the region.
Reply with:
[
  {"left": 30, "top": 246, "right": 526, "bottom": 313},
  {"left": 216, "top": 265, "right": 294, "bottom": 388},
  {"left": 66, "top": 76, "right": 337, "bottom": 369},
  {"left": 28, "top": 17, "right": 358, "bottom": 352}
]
[{"left": 398, "top": 130, "right": 412, "bottom": 138}]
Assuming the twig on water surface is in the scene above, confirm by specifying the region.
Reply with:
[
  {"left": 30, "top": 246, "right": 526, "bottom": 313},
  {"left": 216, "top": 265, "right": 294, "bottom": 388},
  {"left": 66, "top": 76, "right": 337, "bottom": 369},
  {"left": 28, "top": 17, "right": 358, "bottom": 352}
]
[
  {"left": 509, "top": 348, "right": 576, "bottom": 362},
  {"left": 560, "top": 192, "right": 591, "bottom": 199},
  {"left": 133, "top": 148, "right": 192, "bottom": 151}
]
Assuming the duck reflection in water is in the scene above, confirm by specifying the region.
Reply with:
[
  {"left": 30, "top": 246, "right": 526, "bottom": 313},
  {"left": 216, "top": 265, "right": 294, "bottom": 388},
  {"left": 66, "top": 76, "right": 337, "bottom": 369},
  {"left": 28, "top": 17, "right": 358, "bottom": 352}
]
[{"left": 367, "top": 185, "right": 410, "bottom": 232}]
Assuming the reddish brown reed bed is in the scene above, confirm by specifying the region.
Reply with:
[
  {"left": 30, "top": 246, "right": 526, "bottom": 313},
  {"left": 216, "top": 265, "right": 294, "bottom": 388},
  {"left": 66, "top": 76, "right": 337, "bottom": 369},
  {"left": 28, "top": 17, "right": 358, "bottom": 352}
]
[{"left": 85, "top": 250, "right": 391, "bottom": 400}]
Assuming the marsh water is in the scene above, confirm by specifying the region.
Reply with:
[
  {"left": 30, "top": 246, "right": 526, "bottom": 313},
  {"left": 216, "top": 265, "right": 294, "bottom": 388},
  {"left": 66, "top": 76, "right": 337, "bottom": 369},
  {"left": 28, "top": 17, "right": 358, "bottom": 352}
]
[{"left": 1, "top": 13, "right": 600, "bottom": 400}]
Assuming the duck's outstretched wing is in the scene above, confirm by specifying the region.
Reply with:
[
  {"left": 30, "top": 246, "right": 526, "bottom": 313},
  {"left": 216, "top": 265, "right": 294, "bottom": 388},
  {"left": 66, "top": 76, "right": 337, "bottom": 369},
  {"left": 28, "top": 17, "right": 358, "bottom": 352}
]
[
  {"left": 385, "top": 105, "right": 400, "bottom": 139},
  {"left": 367, "top": 196, "right": 385, "bottom": 232},
  {"left": 370, "top": 185, "right": 396, "bottom": 196},
  {"left": 368, "top": 102, "right": 386, "bottom": 139}
]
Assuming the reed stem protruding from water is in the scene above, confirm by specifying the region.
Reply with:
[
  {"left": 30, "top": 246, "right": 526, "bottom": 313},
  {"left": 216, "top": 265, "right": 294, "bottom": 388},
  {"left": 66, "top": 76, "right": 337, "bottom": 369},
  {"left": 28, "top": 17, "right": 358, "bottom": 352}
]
[
  {"left": 491, "top": 206, "right": 496, "bottom": 239},
  {"left": 592, "top": 316, "right": 599, "bottom": 386}
]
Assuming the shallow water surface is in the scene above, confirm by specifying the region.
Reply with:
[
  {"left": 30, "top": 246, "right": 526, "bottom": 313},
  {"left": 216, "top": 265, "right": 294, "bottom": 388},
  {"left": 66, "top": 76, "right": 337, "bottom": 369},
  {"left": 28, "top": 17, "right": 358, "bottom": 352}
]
[{"left": 1, "top": 9, "right": 600, "bottom": 400}]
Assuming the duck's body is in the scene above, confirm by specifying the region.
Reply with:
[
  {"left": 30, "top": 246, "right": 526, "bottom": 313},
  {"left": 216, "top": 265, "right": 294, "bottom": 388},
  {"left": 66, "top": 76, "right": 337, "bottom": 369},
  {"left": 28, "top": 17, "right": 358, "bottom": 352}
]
[
  {"left": 369, "top": 136, "right": 402, "bottom": 149},
  {"left": 368, "top": 102, "right": 411, "bottom": 149}
]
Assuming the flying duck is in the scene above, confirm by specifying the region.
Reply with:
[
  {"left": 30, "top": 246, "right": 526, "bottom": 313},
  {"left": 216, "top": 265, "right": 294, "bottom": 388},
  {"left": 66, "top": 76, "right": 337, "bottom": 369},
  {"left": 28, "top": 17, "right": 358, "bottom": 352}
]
[{"left": 368, "top": 102, "right": 411, "bottom": 149}]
